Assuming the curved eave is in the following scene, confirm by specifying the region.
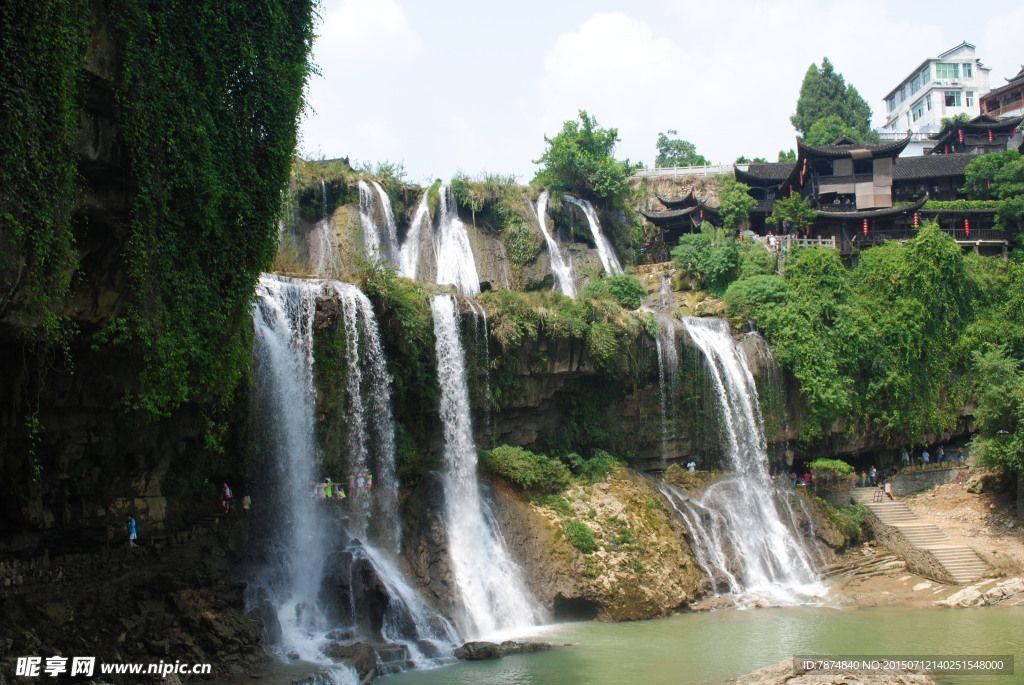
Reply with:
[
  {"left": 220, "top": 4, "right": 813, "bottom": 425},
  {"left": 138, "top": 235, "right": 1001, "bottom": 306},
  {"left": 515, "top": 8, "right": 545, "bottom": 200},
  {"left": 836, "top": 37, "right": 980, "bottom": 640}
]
[
  {"left": 734, "top": 164, "right": 793, "bottom": 186},
  {"left": 796, "top": 135, "right": 911, "bottom": 160},
  {"left": 816, "top": 196, "right": 928, "bottom": 220},
  {"left": 656, "top": 192, "right": 701, "bottom": 208},
  {"left": 927, "top": 115, "right": 1024, "bottom": 141}
]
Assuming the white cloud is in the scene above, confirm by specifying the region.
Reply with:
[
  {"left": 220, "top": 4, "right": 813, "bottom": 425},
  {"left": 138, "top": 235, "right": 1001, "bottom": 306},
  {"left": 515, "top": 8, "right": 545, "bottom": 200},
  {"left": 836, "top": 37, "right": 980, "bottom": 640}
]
[
  {"left": 983, "top": 6, "right": 1024, "bottom": 83},
  {"left": 537, "top": 13, "right": 692, "bottom": 167},
  {"left": 315, "top": 0, "right": 420, "bottom": 63}
]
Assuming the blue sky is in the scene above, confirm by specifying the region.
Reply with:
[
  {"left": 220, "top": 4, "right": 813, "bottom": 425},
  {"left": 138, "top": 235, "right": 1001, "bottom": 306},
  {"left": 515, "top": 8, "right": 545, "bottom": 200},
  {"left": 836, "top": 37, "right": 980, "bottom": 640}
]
[{"left": 299, "top": 0, "right": 1024, "bottom": 185}]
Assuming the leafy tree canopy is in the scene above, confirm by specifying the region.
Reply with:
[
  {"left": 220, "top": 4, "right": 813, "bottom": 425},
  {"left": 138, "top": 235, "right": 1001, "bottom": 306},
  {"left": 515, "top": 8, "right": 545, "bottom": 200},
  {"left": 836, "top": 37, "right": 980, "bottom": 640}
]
[
  {"left": 791, "top": 58, "right": 877, "bottom": 142},
  {"left": 804, "top": 115, "right": 863, "bottom": 146},
  {"left": 767, "top": 194, "right": 818, "bottom": 234},
  {"left": 655, "top": 130, "right": 709, "bottom": 167},
  {"left": 717, "top": 175, "right": 757, "bottom": 234},
  {"left": 735, "top": 155, "right": 768, "bottom": 163},
  {"left": 778, "top": 149, "right": 797, "bottom": 163},
  {"left": 962, "top": 150, "right": 1024, "bottom": 229},
  {"left": 533, "top": 110, "right": 637, "bottom": 207}
]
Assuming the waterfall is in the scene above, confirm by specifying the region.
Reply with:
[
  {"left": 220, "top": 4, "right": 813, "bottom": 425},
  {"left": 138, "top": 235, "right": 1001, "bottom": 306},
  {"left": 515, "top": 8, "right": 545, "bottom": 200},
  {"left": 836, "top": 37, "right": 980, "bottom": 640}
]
[
  {"left": 398, "top": 192, "right": 430, "bottom": 280},
  {"left": 358, "top": 180, "right": 400, "bottom": 266},
  {"left": 430, "top": 294, "right": 539, "bottom": 637},
  {"left": 250, "top": 275, "right": 458, "bottom": 672},
  {"left": 313, "top": 180, "right": 339, "bottom": 278},
  {"left": 329, "top": 282, "right": 400, "bottom": 552},
  {"left": 654, "top": 315, "right": 680, "bottom": 464},
  {"left": 251, "top": 275, "right": 332, "bottom": 659},
  {"left": 435, "top": 185, "right": 480, "bottom": 295},
  {"left": 660, "top": 317, "right": 823, "bottom": 605},
  {"left": 563, "top": 195, "right": 622, "bottom": 276},
  {"left": 533, "top": 191, "right": 576, "bottom": 297}
]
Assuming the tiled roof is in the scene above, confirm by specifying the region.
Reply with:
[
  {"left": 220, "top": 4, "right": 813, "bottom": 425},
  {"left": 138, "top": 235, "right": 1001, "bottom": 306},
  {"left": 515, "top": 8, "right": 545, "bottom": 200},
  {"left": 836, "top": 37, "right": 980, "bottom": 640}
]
[
  {"left": 797, "top": 136, "right": 911, "bottom": 159},
  {"left": 734, "top": 163, "right": 794, "bottom": 183},
  {"left": 928, "top": 114, "right": 1023, "bottom": 141},
  {"left": 816, "top": 196, "right": 928, "bottom": 219},
  {"left": 892, "top": 153, "right": 979, "bottom": 180}
]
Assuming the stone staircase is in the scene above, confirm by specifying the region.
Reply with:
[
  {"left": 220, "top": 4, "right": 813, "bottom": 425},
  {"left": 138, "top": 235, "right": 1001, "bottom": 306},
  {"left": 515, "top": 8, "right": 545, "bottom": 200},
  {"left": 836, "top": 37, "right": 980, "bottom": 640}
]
[{"left": 850, "top": 488, "right": 988, "bottom": 585}]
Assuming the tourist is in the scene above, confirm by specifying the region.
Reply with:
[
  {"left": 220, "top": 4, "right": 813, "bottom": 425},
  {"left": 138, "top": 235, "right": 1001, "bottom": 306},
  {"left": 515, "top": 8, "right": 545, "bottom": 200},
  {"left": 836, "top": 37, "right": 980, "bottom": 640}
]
[
  {"left": 957, "top": 446, "right": 965, "bottom": 463},
  {"left": 356, "top": 473, "right": 365, "bottom": 491},
  {"left": 900, "top": 449, "right": 910, "bottom": 469},
  {"left": 366, "top": 473, "right": 373, "bottom": 490},
  {"left": 790, "top": 472, "right": 798, "bottom": 486},
  {"left": 868, "top": 466, "right": 877, "bottom": 486},
  {"left": 242, "top": 494, "right": 252, "bottom": 512},
  {"left": 921, "top": 449, "right": 930, "bottom": 465},
  {"left": 859, "top": 471, "right": 867, "bottom": 487},
  {"left": 884, "top": 481, "right": 894, "bottom": 501},
  {"left": 686, "top": 460, "right": 696, "bottom": 472},
  {"left": 333, "top": 483, "right": 345, "bottom": 499},
  {"left": 803, "top": 472, "right": 812, "bottom": 486},
  {"left": 221, "top": 483, "right": 234, "bottom": 514},
  {"left": 126, "top": 514, "right": 138, "bottom": 548},
  {"left": 936, "top": 446, "right": 945, "bottom": 464},
  {"left": 323, "top": 477, "right": 333, "bottom": 499}
]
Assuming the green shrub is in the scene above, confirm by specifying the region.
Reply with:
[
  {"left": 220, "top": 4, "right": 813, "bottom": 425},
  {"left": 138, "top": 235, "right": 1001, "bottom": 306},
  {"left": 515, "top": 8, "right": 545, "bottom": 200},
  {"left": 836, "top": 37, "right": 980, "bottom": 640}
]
[
  {"left": 580, "top": 274, "right": 647, "bottom": 310},
  {"left": 808, "top": 458, "right": 857, "bottom": 491},
  {"left": 482, "top": 445, "right": 571, "bottom": 492},
  {"left": 563, "top": 519, "right": 598, "bottom": 553},
  {"left": 723, "top": 275, "right": 789, "bottom": 320},
  {"left": 670, "top": 224, "right": 739, "bottom": 294},
  {"left": 738, "top": 240, "right": 777, "bottom": 278},
  {"left": 820, "top": 500, "right": 869, "bottom": 544},
  {"left": 574, "top": 449, "right": 622, "bottom": 482},
  {"left": 533, "top": 494, "right": 573, "bottom": 517}
]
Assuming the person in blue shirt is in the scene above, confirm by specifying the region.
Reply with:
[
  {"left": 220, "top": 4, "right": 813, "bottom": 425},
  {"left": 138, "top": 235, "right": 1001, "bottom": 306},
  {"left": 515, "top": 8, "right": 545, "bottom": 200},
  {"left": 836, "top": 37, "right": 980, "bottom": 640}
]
[{"left": 126, "top": 514, "right": 138, "bottom": 548}]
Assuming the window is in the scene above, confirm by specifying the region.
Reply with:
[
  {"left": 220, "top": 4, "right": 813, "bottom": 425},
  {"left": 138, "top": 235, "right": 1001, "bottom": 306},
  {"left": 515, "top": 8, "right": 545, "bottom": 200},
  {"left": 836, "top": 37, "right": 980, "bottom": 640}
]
[
  {"left": 911, "top": 75, "right": 921, "bottom": 92},
  {"left": 920, "top": 65, "right": 930, "bottom": 83},
  {"left": 964, "top": 63, "right": 973, "bottom": 78},
  {"left": 926, "top": 93, "right": 932, "bottom": 111},
  {"left": 945, "top": 90, "right": 962, "bottom": 107},
  {"left": 899, "top": 86, "right": 907, "bottom": 103},
  {"left": 887, "top": 96, "right": 896, "bottom": 113},
  {"left": 936, "top": 63, "right": 959, "bottom": 79},
  {"left": 966, "top": 91, "right": 975, "bottom": 107},
  {"left": 911, "top": 99, "right": 925, "bottom": 121}
]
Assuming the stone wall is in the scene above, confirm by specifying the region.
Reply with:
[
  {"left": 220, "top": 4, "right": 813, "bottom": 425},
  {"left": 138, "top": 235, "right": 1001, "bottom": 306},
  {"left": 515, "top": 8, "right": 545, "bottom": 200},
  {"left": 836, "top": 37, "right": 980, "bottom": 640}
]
[
  {"left": 865, "top": 513, "right": 957, "bottom": 585},
  {"left": 890, "top": 467, "right": 967, "bottom": 497}
]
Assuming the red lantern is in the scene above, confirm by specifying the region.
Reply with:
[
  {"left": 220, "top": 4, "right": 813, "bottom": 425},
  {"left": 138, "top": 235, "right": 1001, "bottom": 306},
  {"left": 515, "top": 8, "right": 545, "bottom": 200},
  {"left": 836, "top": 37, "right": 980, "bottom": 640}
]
[
  {"left": 958, "top": 129, "right": 964, "bottom": 143},
  {"left": 863, "top": 219, "right": 869, "bottom": 235},
  {"left": 988, "top": 130, "right": 994, "bottom": 142},
  {"left": 699, "top": 209, "right": 704, "bottom": 219},
  {"left": 913, "top": 213, "right": 920, "bottom": 227},
  {"left": 964, "top": 219, "right": 971, "bottom": 236},
  {"left": 987, "top": 179, "right": 992, "bottom": 189},
  {"left": 945, "top": 144, "right": 950, "bottom": 154}
]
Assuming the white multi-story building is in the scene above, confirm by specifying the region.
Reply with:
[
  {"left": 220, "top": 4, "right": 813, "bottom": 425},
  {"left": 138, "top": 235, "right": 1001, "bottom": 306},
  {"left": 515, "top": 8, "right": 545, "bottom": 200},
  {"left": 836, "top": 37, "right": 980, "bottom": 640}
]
[{"left": 881, "top": 42, "right": 990, "bottom": 134}]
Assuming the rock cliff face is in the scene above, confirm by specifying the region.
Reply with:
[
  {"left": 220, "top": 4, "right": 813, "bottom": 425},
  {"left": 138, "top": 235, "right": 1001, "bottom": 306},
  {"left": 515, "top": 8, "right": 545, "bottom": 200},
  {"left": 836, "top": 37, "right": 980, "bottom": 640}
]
[{"left": 403, "top": 467, "right": 705, "bottom": 623}]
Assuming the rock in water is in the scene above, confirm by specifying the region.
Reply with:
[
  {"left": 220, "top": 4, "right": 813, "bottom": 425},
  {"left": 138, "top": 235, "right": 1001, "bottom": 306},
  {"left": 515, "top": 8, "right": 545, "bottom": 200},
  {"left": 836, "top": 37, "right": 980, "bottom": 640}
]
[
  {"left": 322, "top": 641, "right": 377, "bottom": 682},
  {"left": 454, "top": 640, "right": 555, "bottom": 661}
]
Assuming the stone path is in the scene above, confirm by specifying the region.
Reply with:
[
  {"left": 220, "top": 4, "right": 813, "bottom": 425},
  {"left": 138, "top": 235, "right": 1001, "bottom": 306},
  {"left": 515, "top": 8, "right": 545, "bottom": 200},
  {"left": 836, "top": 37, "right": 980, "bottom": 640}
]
[{"left": 851, "top": 487, "right": 988, "bottom": 584}]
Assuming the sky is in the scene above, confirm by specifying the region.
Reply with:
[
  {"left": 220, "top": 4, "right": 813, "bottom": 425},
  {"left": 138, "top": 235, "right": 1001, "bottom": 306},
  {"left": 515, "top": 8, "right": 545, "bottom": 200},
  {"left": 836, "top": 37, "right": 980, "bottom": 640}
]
[{"left": 299, "top": 0, "right": 1024, "bottom": 185}]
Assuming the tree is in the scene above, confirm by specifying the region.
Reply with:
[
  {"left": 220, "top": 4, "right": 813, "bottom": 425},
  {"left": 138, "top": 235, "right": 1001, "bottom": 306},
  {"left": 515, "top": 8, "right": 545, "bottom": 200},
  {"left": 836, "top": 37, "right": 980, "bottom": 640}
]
[
  {"left": 962, "top": 150, "right": 1024, "bottom": 228},
  {"left": 791, "top": 58, "right": 877, "bottom": 141},
  {"left": 717, "top": 175, "right": 757, "bottom": 234},
  {"left": 533, "top": 110, "right": 637, "bottom": 206},
  {"left": 778, "top": 149, "right": 796, "bottom": 163},
  {"left": 970, "top": 347, "right": 1024, "bottom": 470},
  {"left": 804, "top": 115, "right": 863, "bottom": 146},
  {"left": 655, "top": 130, "right": 709, "bottom": 167},
  {"left": 767, "top": 194, "right": 817, "bottom": 234},
  {"left": 735, "top": 155, "right": 768, "bottom": 163}
]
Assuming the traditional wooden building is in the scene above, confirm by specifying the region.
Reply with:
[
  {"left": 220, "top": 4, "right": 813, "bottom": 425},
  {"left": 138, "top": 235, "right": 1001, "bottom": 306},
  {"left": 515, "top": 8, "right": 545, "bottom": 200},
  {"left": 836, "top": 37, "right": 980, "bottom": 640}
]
[
  {"left": 736, "top": 135, "right": 1015, "bottom": 254},
  {"left": 982, "top": 66, "right": 1024, "bottom": 118},
  {"left": 925, "top": 113, "right": 1023, "bottom": 155},
  {"left": 640, "top": 191, "right": 721, "bottom": 243}
]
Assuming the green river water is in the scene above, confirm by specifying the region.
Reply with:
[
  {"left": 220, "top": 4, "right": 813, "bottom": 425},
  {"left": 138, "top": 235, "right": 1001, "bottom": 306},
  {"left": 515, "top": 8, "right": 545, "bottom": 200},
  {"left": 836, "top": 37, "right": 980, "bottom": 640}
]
[{"left": 387, "top": 605, "right": 1022, "bottom": 685}]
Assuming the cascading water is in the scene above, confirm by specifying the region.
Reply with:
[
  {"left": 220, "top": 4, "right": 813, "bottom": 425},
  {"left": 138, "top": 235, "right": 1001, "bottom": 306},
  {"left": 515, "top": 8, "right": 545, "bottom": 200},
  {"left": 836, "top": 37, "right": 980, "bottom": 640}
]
[
  {"left": 249, "top": 274, "right": 458, "bottom": 676},
  {"left": 250, "top": 275, "right": 341, "bottom": 663},
  {"left": 430, "top": 294, "right": 539, "bottom": 638},
  {"left": 434, "top": 185, "right": 480, "bottom": 295},
  {"left": 398, "top": 192, "right": 431, "bottom": 280},
  {"left": 533, "top": 191, "right": 576, "bottom": 297},
  {"left": 563, "top": 195, "right": 622, "bottom": 276},
  {"left": 659, "top": 317, "right": 824, "bottom": 605},
  {"left": 654, "top": 315, "right": 680, "bottom": 464},
  {"left": 358, "top": 180, "right": 400, "bottom": 266},
  {"left": 313, "top": 180, "right": 339, "bottom": 278}
]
